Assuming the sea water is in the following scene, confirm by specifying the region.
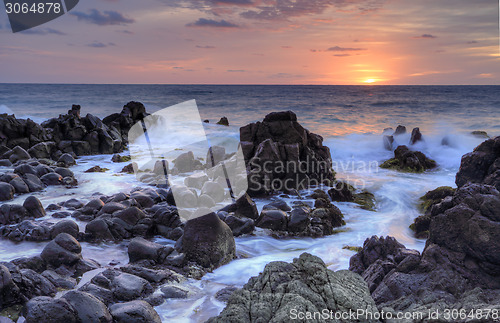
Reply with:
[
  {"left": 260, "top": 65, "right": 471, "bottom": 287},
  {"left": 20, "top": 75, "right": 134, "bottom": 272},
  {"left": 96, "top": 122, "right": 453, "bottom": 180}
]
[{"left": 0, "top": 84, "right": 499, "bottom": 322}]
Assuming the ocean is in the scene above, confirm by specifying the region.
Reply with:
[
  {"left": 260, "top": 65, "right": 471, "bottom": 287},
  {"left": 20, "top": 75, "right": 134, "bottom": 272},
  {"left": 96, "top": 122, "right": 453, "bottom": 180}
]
[{"left": 0, "top": 84, "right": 499, "bottom": 322}]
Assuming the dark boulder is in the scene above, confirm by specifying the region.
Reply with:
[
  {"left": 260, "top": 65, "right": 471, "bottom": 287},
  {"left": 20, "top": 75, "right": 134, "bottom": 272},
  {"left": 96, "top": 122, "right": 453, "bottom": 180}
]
[
  {"left": 62, "top": 290, "right": 112, "bottom": 323},
  {"left": 23, "top": 196, "right": 46, "bottom": 218},
  {"left": 219, "top": 193, "right": 259, "bottom": 220},
  {"left": 109, "top": 300, "right": 161, "bottom": 323},
  {"left": 383, "top": 135, "right": 394, "bottom": 150},
  {"left": 9, "top": 146, "right": 30, "bottom": 163},
  {"left": 128, "top": 237, "right": 173, "bottom": 263},
  {"left": 40, "top": 173, "right": 63, "bottom": 186},
  {"left": 40, "top": 233, "right": 82, "bottom": 268},
  {"left": 9, "top": 177, "right": 29, "bottom": 194},
  {"left": 0, "top": 204, "right": 29, "bottom": 225},
  {"left": 256, "top": 209, "right": 287, "bottom": 231},
  {"left": 0, "top": 182, "right": 15, "bottom": 201},
  {"left": 22, "top": 296, "right": 77, "bottom": 323},
  {"left": 178, "top": 211, "right": 235, "bottom": 269},
  {"left": 50, "top": 220, "right": 79, "bottom": 239},
  {"left": 57, "top": 153, "right": 76, "bottom": 167}
]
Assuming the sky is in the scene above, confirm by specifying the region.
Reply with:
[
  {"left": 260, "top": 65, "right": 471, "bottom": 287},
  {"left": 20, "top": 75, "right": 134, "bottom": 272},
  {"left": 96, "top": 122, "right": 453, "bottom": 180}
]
[{"left": 0, "top": 0, "right": 499, "bottom": 84}]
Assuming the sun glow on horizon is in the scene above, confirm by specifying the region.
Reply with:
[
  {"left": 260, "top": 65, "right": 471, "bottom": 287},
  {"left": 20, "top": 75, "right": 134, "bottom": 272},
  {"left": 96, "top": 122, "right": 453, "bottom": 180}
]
[{"left": 363, "top": 78, "right": 377, "bottom": 84}]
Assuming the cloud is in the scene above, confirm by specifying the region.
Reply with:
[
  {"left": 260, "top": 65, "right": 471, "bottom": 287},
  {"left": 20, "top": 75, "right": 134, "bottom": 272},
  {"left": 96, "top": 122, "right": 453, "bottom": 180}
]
[
  {"left": 227, "top": 69, "right": 246, "bottom": 72},
  {"left": 187, "top": 18, "right": 239, "bottom": 27},
  {"left": 476, "top": 73, "right": 493, "bottom": 78},
  {"left": 333, "top": 54, "right": 350, "bottom": 57},
  {"left": 467, "top": 40, "right": 478, "bottom": 44},
  {"left": 240, "top": 0, "right": 385, "bottom": 20},
  {"left": 196, "top": 45, "right": 216, "bottom": 49},
  {"left": 281, "top": 46, "right": 292, "bottom": 49},
  {"left": 327, "top": 46, "right": 365, "bottom": 51},
  {"left": 19, "top": 28, "right": 66, "bottom": 35},
  {"left": 71, "top": 9, "right": 135, "bottom": 26},
  {"left": 413, "top": 34, "right": 437, "bottom": 39},
  {"left": 87, "top": 42, "right": 117, "bottom": 48},
  {"left": 118, "top": 30, "right": 134, "bottom": 34}
]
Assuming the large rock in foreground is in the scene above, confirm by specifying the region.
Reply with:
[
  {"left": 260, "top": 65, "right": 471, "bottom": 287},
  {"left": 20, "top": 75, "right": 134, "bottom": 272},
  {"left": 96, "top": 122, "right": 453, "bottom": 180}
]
[
  {"left": 209, "top": 253, "right": 379, "bottom": 323},
  {"left": 456, "top": 135, "right": 500, "bottom": 190},
  {"left": 240, "top": 111, "right": 335, "bottom": 196}
]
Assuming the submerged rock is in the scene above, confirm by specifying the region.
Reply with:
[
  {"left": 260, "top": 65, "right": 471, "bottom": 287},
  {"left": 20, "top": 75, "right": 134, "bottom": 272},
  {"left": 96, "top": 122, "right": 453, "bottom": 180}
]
[
  {"left": 380, "top": 145, "right": 437, "bottom": 173},
  {"left": 208, "top": 253, "right": 379, "bottom": 323},
  {"left": 109, "top": 300, "right": 161, "bottom": 323}
]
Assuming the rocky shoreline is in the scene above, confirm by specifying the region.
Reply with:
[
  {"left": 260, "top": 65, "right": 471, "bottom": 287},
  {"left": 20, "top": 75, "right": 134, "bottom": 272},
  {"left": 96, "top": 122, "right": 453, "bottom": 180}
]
[{"left": 0, "top": 103, "right": 498, "bottom": 322}]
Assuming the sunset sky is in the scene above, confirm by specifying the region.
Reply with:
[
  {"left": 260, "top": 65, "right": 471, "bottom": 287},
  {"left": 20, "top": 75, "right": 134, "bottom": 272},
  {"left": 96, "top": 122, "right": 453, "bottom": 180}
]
[{"left": 0, "top": 0, "right": 499, "bottom": 84}]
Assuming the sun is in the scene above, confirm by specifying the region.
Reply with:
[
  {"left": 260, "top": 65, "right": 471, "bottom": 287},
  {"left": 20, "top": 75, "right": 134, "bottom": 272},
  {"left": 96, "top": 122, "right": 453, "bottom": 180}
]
[{"left": 363, "top": 78, "right": 377, "bottom": 84}]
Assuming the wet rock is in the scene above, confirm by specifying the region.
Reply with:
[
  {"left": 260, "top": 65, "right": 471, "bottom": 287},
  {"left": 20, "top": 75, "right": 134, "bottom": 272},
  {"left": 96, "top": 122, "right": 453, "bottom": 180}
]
[
  {"left": 128, "top": 237, "right": 173, "bottom": 263},
  {"left": 57, "top": 154, "right": 76, "bottom": 167},
  {"left": 256, "top": 209, "right": 287, "bottom": 231},
  {"left": 62, "top": 290, "right": 112, "bottom": 323},
  {"left": 410, "top": 127, "right": 423, "bottom": 144},
  {"left": 8, "top": 146, "right": 30, "bottom": 163},
  {"left": 471, "top": 130, "right": 489, "bottom": 139},
  {"left": 109, "top": 271, "right": 153, "bottom": 301},
  {"left": 328, "top": 181, "right": 354, "bottom": 202},
  {"left": 455, "top": 136, "right": 500, "bottom": 190},
  {"left": 241, "top": 111, "right": 335, "bottom": 196},
  {"left": 40, "top": 173, "right": 63, "bottom": 186},
  {"left": 287, "top": 206, "right": 310, "bottom": 232},
  {"left": 22, "top": 174, "right": 43, "bottom": 192},
  {"left": 223, "top": 215, "right": 255, "bottom": 236},
  {"left": 100, "top": 202, "right": 127, "bottom": 215},
  {"left": 380, "top": 145, "right": 437, "bottom": 173},
  {"left": 23, "top": 196, "right": 46, "bottom": 218},
  {"left": 41, "top": 270, "right": 76, "bottom": 289},
  {"left": 14, "top": 164, "right": 37, "bottom": 176},
  {"left": 9, "top": 177, "right": 29, "bottom": 194},
  {"left": 178, "top": 211, "right": 235, "bottom": 269},
  {"left": 263, "top": 199, "right": 291, "bottom": 212},
  {"left": 393, "top": 125, "right": 406, "bottom": 135},
  {"left": 109, "top": 300, "right": 161, "bottom": 323},
  {"left": 0, "top": 204, "right": 28, "bottom": 225},
  {"left": 27, "top": 142, "right": 54, "bottom": 159},
  {"left": 0, "top": 182, "right": 15, "bottom": 201},
  {"left": 111, "top": 154, "right": 131, "bottom": 163},
  {"left": 209, "top": 253, "right": 379, "bottom": 323},
  {"left": 22, "top": 296, "right": 77, "bottom": 323},
  {"left": 84, "top": 166, "right": 108, "bottom": 173},
  {"left": 40, "top": 233, "right": 82, "bottom": 268},
  {"left": 160, "top": 285, "right": 191, "bottom": 299},
  {"left": 219, "top": 193, "right": 259, "bottom": 220},
  {"left": 216, "top": 117, "right": 229, "bottom": 126},
  {"left": 120, "top": 163, "right": 135, "bottom": 174},
  {"left": 50, "top": 220, "right": 79, "bottom": 239},
  {"left": 54, "top": 167, "right": 74, "bottom": 178},
  {"left": 214, "top": 286, "right": 238, "bottom": 303},
  {"left": 115, "top": 207, "right": 145, "bottom": 225}
]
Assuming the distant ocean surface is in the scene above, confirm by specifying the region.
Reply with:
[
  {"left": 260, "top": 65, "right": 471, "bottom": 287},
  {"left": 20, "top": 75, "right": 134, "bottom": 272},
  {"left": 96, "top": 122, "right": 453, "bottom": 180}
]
[{"left": 1, "top": 84, "right": 499, "bottom": 137}]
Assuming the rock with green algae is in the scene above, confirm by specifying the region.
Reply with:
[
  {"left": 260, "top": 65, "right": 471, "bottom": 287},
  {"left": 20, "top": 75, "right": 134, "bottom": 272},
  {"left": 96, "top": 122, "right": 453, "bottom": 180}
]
[
  {"left": 408, "top": 186, "right": 456, "bottom": 239},
  {"left": 470, "top": 130, "right": 489, "bottom": 139},
  {"left": 207, "top": 253, "right": 379, "bottom": 323},
  {"left": 380, "top": 145, "right": 437, "bottom": 173},
  {"left": 328, "top": 182, "right": 377, "bottom": 211}
]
